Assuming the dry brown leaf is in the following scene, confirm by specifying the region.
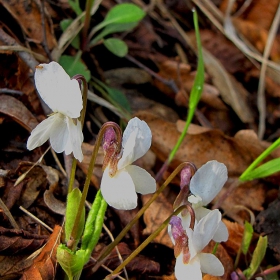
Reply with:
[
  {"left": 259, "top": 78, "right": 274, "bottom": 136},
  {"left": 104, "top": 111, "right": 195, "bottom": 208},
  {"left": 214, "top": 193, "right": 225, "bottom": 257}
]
[
  {"left": 20, "top": 224, "right": 61, "bottom": 280},
  {"left": 220, "top": 0, "right": 280, "bottom": 31},
  {"left": 200, "top": 29, "right": 252, "bottom": 75},
  {"left": 42, "top": 166, "right": 66, "bottom": 216},
  {"left": 0, "top": 255, "right": 34, "bottom": 280},
  {"left": 233, "top": 18, "right": 280, "bottom": 62},
  {"left": 18, "top": 164, "right": 47, "bottom": 209},
  {"left": 0, "top": 227, "right": 48, "bottom": 255},
  {"left": 104, "top": 67, "right": 179, "bottom": 123},
  {"left": 214, "top": 180, "right": 266, "bottom": 224},
  {"left": 136, "top": 111, "right": 268, "bottom": 176},
  {"left": 0, "top": 0, "right": 57, "bottom": 52},
  {"left": 0, "top": 95, "right": 38, "bottom": 132},
  {"left": 142, "top": 192, "right": 174, "bottom": 248},
  {"left": 103, "top": 242, "right": 160, "bottom": 274},
  {"left": 153, "top": 60, "right": 227, "bottom": 111}
]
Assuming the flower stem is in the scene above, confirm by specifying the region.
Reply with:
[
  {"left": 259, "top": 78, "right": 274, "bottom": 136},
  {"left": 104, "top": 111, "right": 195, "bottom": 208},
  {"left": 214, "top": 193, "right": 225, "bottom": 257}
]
[
  {"left": 110, "top": 205, "right": 188, "bottom": 276},
  {"left": 95, "top": 162, "right": 191, "bottom": 264},
  {"left": 70, "top": 122, "right": 122, "bottom": 244},
  {"left": 68, "top": 75, "right": 88, "bottom": 194}
]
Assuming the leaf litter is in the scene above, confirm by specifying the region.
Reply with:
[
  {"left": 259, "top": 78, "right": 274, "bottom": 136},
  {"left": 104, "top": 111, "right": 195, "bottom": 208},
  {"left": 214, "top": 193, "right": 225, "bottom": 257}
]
[{"left": 0, "top": 0, "right": 280, "bottom": 279}]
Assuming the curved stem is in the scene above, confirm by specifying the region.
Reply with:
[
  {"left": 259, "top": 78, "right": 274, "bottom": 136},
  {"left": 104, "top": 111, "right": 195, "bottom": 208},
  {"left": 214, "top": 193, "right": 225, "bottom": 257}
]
[
  {"left": 70, "top": 122, "right": 122, "bottom": 244},
  {"left": 96, "top": 162, "right": 191, "bottom": 264},
  {"left": 110, "top": 205, "right": 189, "bottom": 276}
]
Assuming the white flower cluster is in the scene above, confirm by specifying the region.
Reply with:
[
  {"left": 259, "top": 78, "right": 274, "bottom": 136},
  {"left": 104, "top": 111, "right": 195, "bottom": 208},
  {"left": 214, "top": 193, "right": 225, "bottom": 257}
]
[
  {"left": 169, "top": 161, "right": 229, "bottom": 280},
  {"left": 27, "top": 61, "right": 84, "bottom": 162}
]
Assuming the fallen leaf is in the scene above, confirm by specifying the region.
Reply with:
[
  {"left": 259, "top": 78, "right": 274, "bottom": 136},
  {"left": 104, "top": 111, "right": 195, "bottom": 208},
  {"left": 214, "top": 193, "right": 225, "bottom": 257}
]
[
  {"left": 42, "top": 165, "right": 66, "bottom": 216},
  {"left": 20, "top": 224, "right": 61, "bottom": 280},
  {"left": 17, "top": 164, "right": 47, "bottom": 209},
  {"left": 96, "top": 242, "right": 160, "bottom": 275},
  {"left": 214, "top": 180, "right": 266, "bottom": 224},
  {"left": 142, "top": 192, "right": 174, "bottom": 249},
  {"left": 136, "top": 111, "right": 269, "bottom": 176},
  {"left": 0, "top": 95, "right": 38, "bottom": 132},
  {"left": 0, "top": 227, "right": 48, "bottom": 255},
  {"left": 0, "top": 0, "right": 57, "bottom": 52},
  {"left": 233, "top": 18, "right": 280, "bottom": 62},
  {"left": 220, "top": 0, "right": 280, "bottom": 30},
  {"left": 0, "top": 255, "right": 33, "bottom": 280}
]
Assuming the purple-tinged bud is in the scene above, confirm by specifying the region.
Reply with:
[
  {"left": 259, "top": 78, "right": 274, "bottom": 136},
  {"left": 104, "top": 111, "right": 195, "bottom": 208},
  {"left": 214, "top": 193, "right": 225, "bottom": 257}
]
[
  {"left": 169, "top": 216, "right": 184, "bottom": 240},
  {"left": 170, "top": 216, "right": 190, "bottom": 261},
  {"left": 103, "top": 127, "right": 117, "bottom": 152},
  {"left": 180, "top": 166, "right": 192, "bottom": 189}
]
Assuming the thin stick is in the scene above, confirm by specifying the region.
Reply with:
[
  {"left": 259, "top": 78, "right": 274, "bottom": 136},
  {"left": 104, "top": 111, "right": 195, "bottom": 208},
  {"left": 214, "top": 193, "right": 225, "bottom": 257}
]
[
  {"left": 257, "top": 4, "right": 280, "bottom": 139},
  {"left": 19, "top": 206, "right": 53, "bottom": 232},
  {"left": 0, "top": 198, "right": 20, "bottom": 229}
]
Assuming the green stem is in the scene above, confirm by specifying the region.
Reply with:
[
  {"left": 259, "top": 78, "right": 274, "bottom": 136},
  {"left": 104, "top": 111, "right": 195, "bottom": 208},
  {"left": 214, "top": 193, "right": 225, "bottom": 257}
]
[
  {"left": 239, "top": 137, "right": 280, "bottom": 181},
  {"left": 96, "top": 162, "right": 191, "bottom": 264},
  {"left": 68, "top": 75, "right": 88, "bottom": 194},
  {"left": 70, "top": 122, "right": 122, "bottom": 243},
  {"left": 156, "top": 10, "right": 204, "bottom": 181},
  {"left": 81, "top": 0, "right": 95, "bottom": 51}
]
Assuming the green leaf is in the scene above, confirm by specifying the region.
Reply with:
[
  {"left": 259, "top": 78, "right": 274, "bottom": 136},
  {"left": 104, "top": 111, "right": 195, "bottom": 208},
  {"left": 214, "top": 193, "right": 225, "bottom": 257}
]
[
  {"left": 65, "top": 188, "right": 85, "bottom": 242},
  {"left": 90, "top": 22, "right": 138, "bottom": 46},
  {"left": 81, "top": 190, "right": 102, "bottom": 250},
  {"left": 94, "top": 3, "right": 145, "bottom": 33},
  {"left": 241, "top": 221, "right": 254, "bottom": 254},
  {"left": 103, "top": 38, "right": 128, "bottom": 57},
  {"left": 56, "top": 245, "right": 86, "bottom": 278},
  {"left": 103, "top": 3, "right": 145, "bottom": 25},
  {"left": 60, "top": 19, "right": 80, "bottom": 49},
  {"left": 93, "top": 78, "right": 131, "bottom": 113},
  {"left": 68, "top": 0, "right": 83, "bottom": 15},
  {"left": 240, "top": 157, "right": 280, "bottom": 181},
  {"left": 59, "top": 54, "right": 91, "bottom": 82},
  {"left": 240, "top": 137, "right": 280, "bottom": 182},
  {"left": 243, "top": 235, "right": 267, "bottom": 279}
]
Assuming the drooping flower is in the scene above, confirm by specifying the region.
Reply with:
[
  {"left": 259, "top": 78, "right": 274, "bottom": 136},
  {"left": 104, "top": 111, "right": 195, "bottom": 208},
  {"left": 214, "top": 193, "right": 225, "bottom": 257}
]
[
  {"left": 27, "top": 61, "right": 84, "bottom": 162},
  {"left": 180, "top": 160, "right": 229, "bottom": 242},
  {"left": 100, "top": 117, "right": 156, "bottom": 210},
  {"left": 169, "top": 210, "right": 225, "bottom": 280}
]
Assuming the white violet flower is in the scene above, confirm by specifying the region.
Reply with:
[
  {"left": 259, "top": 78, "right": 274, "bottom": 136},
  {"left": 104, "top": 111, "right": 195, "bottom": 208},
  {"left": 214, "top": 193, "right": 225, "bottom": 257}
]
[
  {"left": 100, "top": 117, "right": 156, "bottom": 210},
  {"left": 170, "top": 210, "right": 226, "bottom": 280},
  {"left": 27, "top": 61, "right": 84, "bottom": 162},
  {"left": 180, "top": 160, "right": 229, "bottom": 242}
]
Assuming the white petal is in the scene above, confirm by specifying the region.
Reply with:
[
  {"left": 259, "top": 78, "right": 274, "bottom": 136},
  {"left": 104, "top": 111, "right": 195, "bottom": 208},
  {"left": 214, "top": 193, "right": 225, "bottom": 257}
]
[
  {"left": 49, "top": 114, "right": 69, "bottom": 153},
  {"left": 194, "top": 207, "right": 229, "bottom": 242},
  {"left": 213, "top": 220, "right": 229, "bottom": 242},
  {"left": 34, "top": 61, "right": 82, "bottom": 118},
  {"left": 100, "top": 167, "right": 138, "bottom": 210},
  {"left": 179, "top": 212, "right": 192, "bottom": 232},
  {"left": 65, "top": 118, "right": 84, "bottom": 162},
  {"left": 175, "top": 254, "right": 202, "bottom": 280},
  {"left": 199, "top": 253, "right": 224, "bottom": 276},
  {"left": 117, "top": 117, "right": 151, "bottom": 169},
  {"left": 190, "top": 160, "right": 228, "bottom": 205},
  {"left": 190, "top": 209, "right": 221, "bottom": 253},
  {"left": 27, "top": 115, "right": 58, "bottom": 150},
  {"left": 125, "top": 165, "right": 156, "bottom": 194}
]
